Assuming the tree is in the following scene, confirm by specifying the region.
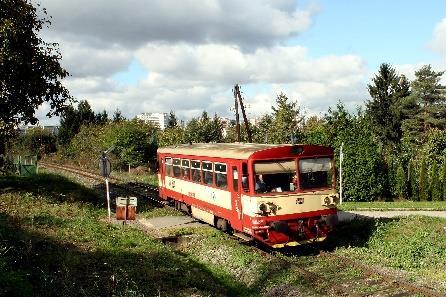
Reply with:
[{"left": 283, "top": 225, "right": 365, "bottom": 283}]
[
  {"left": 207, "top": 113, "right": 223, "bottom": 143},
  {"left": 12, "top": 127, "right": 57, "bottom": 156},
  {"left": 252, "top": 114, "right": 273, "bottom": 143},
  {"left": 430, "top": 161, "right": 441, "bottom": 201},
  {"left": 302, "top": 116, "right": 330, "bottom": 146},
  {"left": 58, "top": 100, "right": 95, "bottom": 145},
  {"left": 324, "top": 104, "right": 386, "bottom": 201},
  {"left": 57, "top": 106, "right": 77, "bottom": 145},
  {"left": 324, "top": 102, "right": 353, "bottom": 147},
  {"left": 167, "top": 110, "right": 178, "bottom": 128},
  {"left": 441, "top": 156, "right": 446, "bottom": 201},
  {"left": 419, "top": 156, "right": 428, "bottom": 201},
  {"left": 0, "top": 0, "right": 73, "bottom": 136},
  {"left": 112, "top": 109, "right": 125, "bottom": 122},
  {"left": 408, "top": 160, "right": 418, "bottom": 201},
  {"left": 183, "top": 111, "right": 223, "bottom": 143},
  {"left": 411, "top": 65, "right": 446, "bottom": 137},
  {"left": 104, "top": 120, "right": 158, "bottom": 168},
  {"left": 94, "top": 110, "right": 108, "bottom": 125},
  {"left": 366, "top": 64, "right": 410, "bottom": 150},
  {"left": 336, "top": 114, "right": 386, "bottom": 201},
  {"left": 269, "top": 93, "right": 303, "bottom": 144},
  {"left": 158, "top": 126, "right": 184, "bottom": 147},
  {"left": 184, "top": 118, "right": 200, "bottom": 143},
  {"left": 395, "top": 162, "right": 407, "bottom": 199}
]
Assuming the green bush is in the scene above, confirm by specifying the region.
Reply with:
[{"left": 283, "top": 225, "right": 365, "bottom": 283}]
[
  {"left": 395, "top": 162, "right": 407, "bottom": 199},
  {"left": 407, "top": 160, "right": 418, "bottom": 201},
  {"left": 419, "top": 156, "right": 428, "bottom": 201},
  {"left": 338, "top": 116, "right": 386, "bottom": 201},
  {"left": 430, "top": 161, "right": 441, "bottom": 201},
  {"left": 60, "top": 120, "right": 158, "bottom": 170},
  {"left": 441, "top": 157, "right": 446, "bottom": 201},
  {"left": 11, "top": 128, "right": 57, "bottom": 157}
]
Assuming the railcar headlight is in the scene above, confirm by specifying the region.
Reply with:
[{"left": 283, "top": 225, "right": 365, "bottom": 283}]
[
  {"left": 322, "top": 195, "right": 338, "bottom": 206},
  {"left": 258, "top": 203, "right": 268, "bottom": 212},
  {"left": 256, "top": 203, "right": 271, "bottom": 216},
  {"left": 323, "top": 197, "right": 331, "bottom": 206}
]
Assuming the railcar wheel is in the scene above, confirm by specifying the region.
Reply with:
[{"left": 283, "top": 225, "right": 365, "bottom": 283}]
[{"left": 215, "top": 218, "right": 229, "bottom": 232}]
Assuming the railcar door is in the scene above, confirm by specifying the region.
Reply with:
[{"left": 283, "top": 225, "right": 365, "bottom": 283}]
[{"left": 229, "top": 163, "right": 243, "bottom": 231}]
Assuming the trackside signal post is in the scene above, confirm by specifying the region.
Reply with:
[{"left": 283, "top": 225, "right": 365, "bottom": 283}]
[{"left": 99, "top": 150, "right": 112, "bottom": 221}]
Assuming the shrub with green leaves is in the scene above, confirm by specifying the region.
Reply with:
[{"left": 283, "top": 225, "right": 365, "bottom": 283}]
[
  {"left": 419, "top": 156, "right": 428, "bottom": 201},
  {"left": 441, "top": 157, "right": 446, "bottom": 201},
  {"left": 408, "top": 160, "right": 419, "bottom": 201},
  {"left": 430, "top": 161, "right": 441, "bottom": 201},
  {"left": 11, "top": 127, "right": 57, "bottom": 157},
  {"left": 395, "top": 162, "right": 407, "bottom": 199}
]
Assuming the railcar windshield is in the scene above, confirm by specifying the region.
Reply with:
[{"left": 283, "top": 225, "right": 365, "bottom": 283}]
[
  {"left": 253, "top": 159, "right": 296, "bottom": 193},
  {"left": 299, "top": 157, "right": 333, "bottom": 190}
]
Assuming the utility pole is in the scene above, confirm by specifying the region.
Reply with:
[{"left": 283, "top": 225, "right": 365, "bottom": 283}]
[
  {"left": 233, "top": 86, "right": 241, "bottom": 142},
  {"left": 339, "top": 142, "right": 344, "bottom": 205},
  {"left": 233, "top": 84, "right": 253, "bottom": 143}
]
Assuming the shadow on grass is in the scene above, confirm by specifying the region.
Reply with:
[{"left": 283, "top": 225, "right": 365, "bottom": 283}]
[
  {"left": 322, "top": 216, "right": 399, "bottom": 251},
  {"left": 0, "top": 212, "right": 252, "bottom": 297},
  {"left": 0, "top": 173, "right": 103, "bottom": 206},
  {"left": 0, "top": 174, "right": 164, "bottom": 215}
]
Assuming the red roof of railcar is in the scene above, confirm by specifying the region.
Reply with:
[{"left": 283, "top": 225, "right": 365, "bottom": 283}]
[{"left": 157, "top": 143, "right": 333, "bottom": 160}]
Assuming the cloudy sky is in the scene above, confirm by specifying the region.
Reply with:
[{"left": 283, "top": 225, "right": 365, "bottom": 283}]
[{"left": 36, "top": 0, "right": 446, "bottom": 125}]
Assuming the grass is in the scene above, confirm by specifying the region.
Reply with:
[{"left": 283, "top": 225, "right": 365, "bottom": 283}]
[
  {"left": 339, "top": 200, "right": 446, "bottom": 211},
  {"left": 2, "top": 173, "right": 446, "bottom": 296},
  {"left": 0, "top": 174, "right": 241, "bottom": 296},
  {"left": 325, "top": 216, "right": 446, "bottom": 292},
  {"left": 112, "top": 171, "right": 159, "bottom": 186}
]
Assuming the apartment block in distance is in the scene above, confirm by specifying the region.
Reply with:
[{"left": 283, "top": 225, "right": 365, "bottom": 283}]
[{"left": 136, "top": 112, "right": 169, "bottom": 130}]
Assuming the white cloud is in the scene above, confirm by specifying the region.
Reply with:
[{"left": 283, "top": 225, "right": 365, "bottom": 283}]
[
  {"left": 430, "top": 18, "right": 446, "bottom": 58},
  {"left": 35, "top": 41, "right": 368, "bottom": 125},
  {"left": 35, "top": 0, "right": 369, "bottom": 125},
  {"left": 40, "top": 0, "right": 315, "bottom": 49}
]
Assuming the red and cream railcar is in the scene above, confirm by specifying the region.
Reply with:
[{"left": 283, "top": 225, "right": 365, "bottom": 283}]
[{"left": 157, "top": 143, "right": 338, "bottom": 248}]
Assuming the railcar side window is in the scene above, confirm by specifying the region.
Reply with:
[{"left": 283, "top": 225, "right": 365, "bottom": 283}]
[
  {"left": 299, "top": 158, "right": 332, "bottom": 190},
  {"left": 191, "top": 160, "right": 202, "bottom": 183},
  {"left": 173, "top": 158, "right": 181, "bottom": 177},
  {"left": 242, "top": 162, "right": 249, "bottom": 193},
  {"left": 165, "top": 157, "right": 172, "bottom": 176},
  {"left": 232, "top": 166, "right": 238, "bottom": 192},
  {"left": 181, "top": 159, "right": 190, "bottom": 179},
  {"left": 214, "top": 163, "right": 227, "bottom": 189},
  {"left": 202, "top": 161, "right": 213, "bottom": 185}
]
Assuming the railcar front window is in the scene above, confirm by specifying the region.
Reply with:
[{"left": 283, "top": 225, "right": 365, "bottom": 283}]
[
  {"left": 253, "top": 159, "right": 296, "bottom": 193},
  {"left": 299, "top": 158, "right": 332, "bottom": 190}
]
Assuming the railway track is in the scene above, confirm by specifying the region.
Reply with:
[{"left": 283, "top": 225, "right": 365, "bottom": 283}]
[
  {"left": 273, "top": 248, "right": 444, "bottom": 297},
  {"left": 40, "top": 161, "right": 165, "bottom": 207},
  {"left": 40, "top": 162, "right": 444, "bottom": 297}
]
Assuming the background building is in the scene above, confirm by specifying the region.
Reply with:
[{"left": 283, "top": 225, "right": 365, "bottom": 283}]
[{"left": 136, "top": 112, "right": 169, "bottom": 130}]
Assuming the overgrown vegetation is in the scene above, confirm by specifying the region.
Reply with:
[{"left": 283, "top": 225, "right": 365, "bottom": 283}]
[
  {"left": 1, "top": 173, "right": 446, "bottom": 296},
  {"left": 331, "top": 217, "right": 446, "bottom": 289}
]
